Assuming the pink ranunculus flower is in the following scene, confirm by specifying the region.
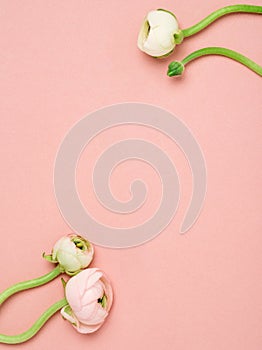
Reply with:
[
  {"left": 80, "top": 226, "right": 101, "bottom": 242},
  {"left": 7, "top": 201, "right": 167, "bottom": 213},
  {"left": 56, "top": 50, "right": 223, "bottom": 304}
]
[{"left": 61, "top": 268, "right": 113, "bottom": 333}]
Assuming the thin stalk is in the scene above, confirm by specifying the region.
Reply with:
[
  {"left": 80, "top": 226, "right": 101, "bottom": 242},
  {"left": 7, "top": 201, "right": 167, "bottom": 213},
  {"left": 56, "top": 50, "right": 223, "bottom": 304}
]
[
  {"left": 182, "top": 5, "right": 262, "bottom": 38},
  {"left": 167, "top": 47, "right": 262, "bottom": 77},
  {"left": 0, "top": 265, "right": 61, "bottom": 305},
  {"left": 0, "top": 298, "right": 68, "bottom": 344}
]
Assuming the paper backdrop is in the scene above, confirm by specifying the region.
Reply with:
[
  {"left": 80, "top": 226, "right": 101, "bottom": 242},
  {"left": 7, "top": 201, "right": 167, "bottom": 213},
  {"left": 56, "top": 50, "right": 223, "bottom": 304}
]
[{"left": 0, "top": 0, "right": 261, "bottom": 349}]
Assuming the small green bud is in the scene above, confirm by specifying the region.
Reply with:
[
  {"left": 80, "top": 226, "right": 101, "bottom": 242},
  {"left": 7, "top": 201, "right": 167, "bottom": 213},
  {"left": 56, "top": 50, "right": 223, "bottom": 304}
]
[
  {"left": 61, "top": 277, "right": 67, "bottom": 288},
  {"left": 42, "top": 252, "right": 54, "bottom": 262},
  {"left": 167, "top": 61, "right": 185, "bottom": 76}
]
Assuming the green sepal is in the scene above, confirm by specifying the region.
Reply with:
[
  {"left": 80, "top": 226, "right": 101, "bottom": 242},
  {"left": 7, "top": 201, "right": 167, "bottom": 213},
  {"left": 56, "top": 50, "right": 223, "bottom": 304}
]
[
  {"left": 65, "top": 270, "right": 79, "bottom": 276},
  {"left": 63, "top": 305, "right": 72, "bottom": 315},
  {"left": 42, "top": 252, "right": 56, "bottom": 263},
  {"left": 61, "top": 278, "right": 67, "bottom": 289},
  {"left": 174, "top": 30, "right": 184, "bottom": 44}
]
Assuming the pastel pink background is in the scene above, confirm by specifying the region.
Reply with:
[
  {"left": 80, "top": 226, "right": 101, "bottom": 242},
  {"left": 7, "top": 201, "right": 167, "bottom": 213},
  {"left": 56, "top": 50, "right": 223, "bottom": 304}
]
[{"left": 0, "top": 0, "right": 261, "bottom": 349}]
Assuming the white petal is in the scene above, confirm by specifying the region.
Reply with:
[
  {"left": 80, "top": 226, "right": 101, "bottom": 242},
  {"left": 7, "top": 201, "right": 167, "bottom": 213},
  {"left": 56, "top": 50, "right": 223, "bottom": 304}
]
[
  {"left": 142, "top": 28, "right": 162, "bottom": 56},
  {"left": 154, "top": 27, "right": 175, "bottom": 50},
  {"left": 52, "top": 236, "right": 76, "bottom": 261},
  {"left": 52, "top": 237, "right": 65, "bottom": 260},
  {"left": 76, "top": 251, "right": 92, "bottom": 268},
  {"left": 147, "top": 10, "right": 178, "bottom": 32},
  {"left": 143, "top": 27, "right": 175, "bottom": 57},
  {"left": 57, "top": 250, "right": 81, "bottom": 272},
  {"left": 137, "top": 16, "right": 150, "bottom": 50},
  {"left": 59, "top": 238, "right": 76, "bottom": 254}
]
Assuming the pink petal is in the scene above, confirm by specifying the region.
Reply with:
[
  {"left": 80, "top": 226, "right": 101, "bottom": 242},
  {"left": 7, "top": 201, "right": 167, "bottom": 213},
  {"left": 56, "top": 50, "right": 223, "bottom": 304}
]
[
  {"left": 74, "top": 301, "right": 97, "bottom": 323},
  {"left": 100, "top": 276, "right": 114, "bottom": 311},
  {"left": 81, "top": 281, "right": 104, "bottom": 306},
  {"left": 73, "top": 322, "right": 103, "bottom": 334},
  {"left": 75, "top": 302, "right": 108, "bottom": 325},
  {"left": 83, "top": 270, "right": 103, "bottom": 295}
]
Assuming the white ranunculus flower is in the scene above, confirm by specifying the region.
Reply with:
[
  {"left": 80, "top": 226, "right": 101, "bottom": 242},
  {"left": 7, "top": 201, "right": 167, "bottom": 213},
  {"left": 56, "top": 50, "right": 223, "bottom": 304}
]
[
  {"left": 137, "top": 9, "right": 180, "bottom": 57},
  {"left": 47, "top": 234, "right": 94, "bottom": 275}
]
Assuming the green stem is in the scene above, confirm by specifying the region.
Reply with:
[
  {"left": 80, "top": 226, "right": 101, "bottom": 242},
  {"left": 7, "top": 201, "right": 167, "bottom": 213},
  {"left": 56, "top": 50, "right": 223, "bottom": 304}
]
[
  {"left": 182, "top": 5, "right": 262, "bottom": 38},
  {"left": 0, "top": 265, "right": 61, "bottom": 305},
  {"left": 0, "top": 298, "right": 68, "bottom": 344},
  {"left": 167, "top": 47, "right": 262, "bottom": 77}
]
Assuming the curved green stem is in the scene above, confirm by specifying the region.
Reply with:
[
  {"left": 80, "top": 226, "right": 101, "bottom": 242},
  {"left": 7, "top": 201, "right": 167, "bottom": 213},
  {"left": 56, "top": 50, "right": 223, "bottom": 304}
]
[
  {"left": 0, "top": 298, "right": 68, "bottom": 344},
  {"left": 0, "top": 265, "right": 61, "bottom": 305},
  {"left": 167, "top": 47, "right": 262, "bottom": 77},
  {"left": 182, "top": 5, "right": 262, "bottom": 38}
]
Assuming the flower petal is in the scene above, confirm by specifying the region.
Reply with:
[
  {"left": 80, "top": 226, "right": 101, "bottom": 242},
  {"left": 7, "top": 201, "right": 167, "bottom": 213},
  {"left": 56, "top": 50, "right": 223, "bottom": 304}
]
[
  {"left": 52, "top": 237, "right": 65, "bottom": 260},
  {"left": 61, "top": 306, "right": 77, "bottom": 325},
  {"left": 75, "top": 302, "right": 108, "bottom": 325},
  {"left": 100, "top": 277, "right": 114, "bottom": 311},
  {"left": 73, "top": 322, "right": 103, "bottom": 334},
  {"left": 57, "top": 250, "right": 81, "bottom": 272},
  {"left": 77, "top": 250, "right": 93, "bottom": 268},
  {"left": 73, "top": 301, "right": 98, "bottom": 323},
  {"left": 65, "top": 268, "right": 100, "bottom": 311},
  {"left": 143, "top": 27, "right": 175, "bottom": 56},
  {"left": 59, "top": 238, "right": 76, "bottom": 254},
  {"left": 81, "top": 281, "right": 104, "bottom": 306},
  {"left": 147, "top": 10, "right": 178, "bottom": 32},
  {"left": 137, "top": 17, "right": 150, "bottom": 50}
]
